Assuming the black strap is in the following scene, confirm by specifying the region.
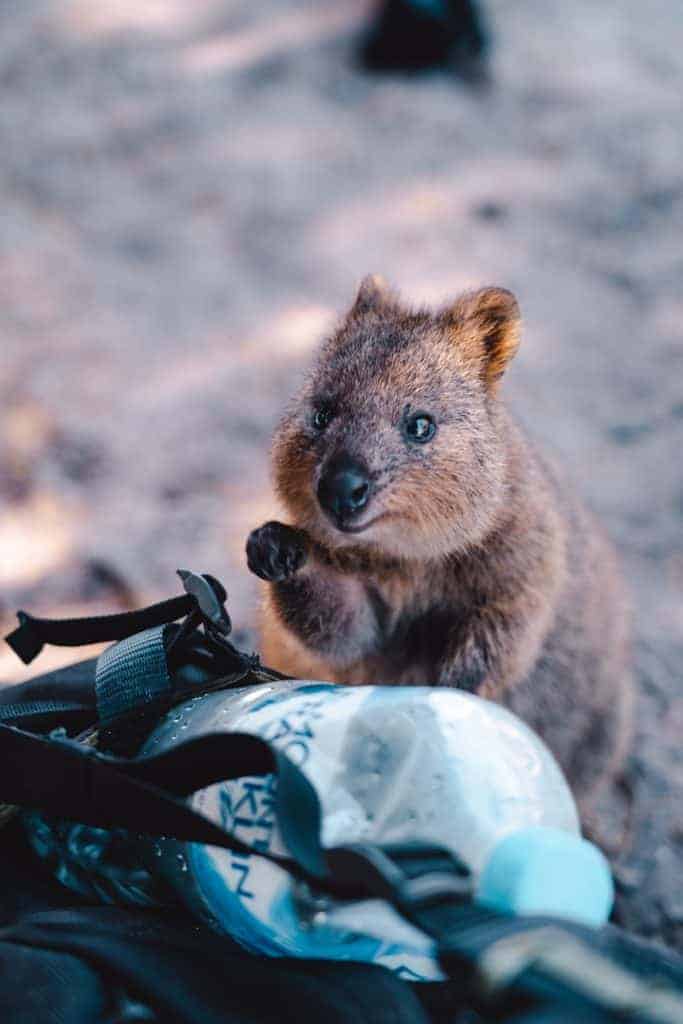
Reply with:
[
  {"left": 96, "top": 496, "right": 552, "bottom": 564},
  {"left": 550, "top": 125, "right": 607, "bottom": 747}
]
[
  {"left": 95, "top": 625, "right": 171, "bottom": 724},
  {"left": 0, "top": 715, "right": 470, "bottom": 902},
  {"left": 0, "top": 717, "right": 469, "bottom": 910},
  {"left": 5, "top": 597, "right": 196, "bottom": 665},
  {"left": 0, "top": 722, "right": 348, "bottom": 897},
  {"left": 4, "top": 569, "right": 232, "bottom": 666}
]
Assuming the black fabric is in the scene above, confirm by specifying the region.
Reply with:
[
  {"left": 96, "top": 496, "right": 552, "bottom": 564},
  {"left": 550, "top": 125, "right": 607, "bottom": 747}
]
[
  {"left": 0, "top": 940, "right": 108, "bottom": 1024},
  {"left": 0, "top": 658, "right": 97, "bottom": 733},
  {"left": 0, "top": 822, "right": 434, "bottom": 1024},
  {"left": 0, "top": 821, "right": 109, "bottom": 1023},
  {"left": 0, "top": 908, "right": 431, "bottom": 1024}
]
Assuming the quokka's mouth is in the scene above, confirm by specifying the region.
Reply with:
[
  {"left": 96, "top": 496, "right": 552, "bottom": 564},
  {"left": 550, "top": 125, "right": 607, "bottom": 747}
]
[{"left": 333, "top": 512, "right": 389, "bottom": 535}]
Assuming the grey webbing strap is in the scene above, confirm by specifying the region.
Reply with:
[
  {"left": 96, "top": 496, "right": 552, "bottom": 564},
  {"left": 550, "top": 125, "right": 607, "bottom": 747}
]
[{"left": 95, "top": 626, "right": 171, "bottom": 724}]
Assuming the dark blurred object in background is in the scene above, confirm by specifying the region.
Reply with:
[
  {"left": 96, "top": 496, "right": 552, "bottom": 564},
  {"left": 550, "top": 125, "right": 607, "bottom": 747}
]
[{"left": 360, "top": 0, "right": 488, "bottom": 75}]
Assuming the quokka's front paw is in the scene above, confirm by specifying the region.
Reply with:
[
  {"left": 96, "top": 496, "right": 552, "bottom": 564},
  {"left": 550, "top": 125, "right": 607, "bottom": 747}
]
[{"left": 246, "top": 521, "right": 308, "bottom": 582}]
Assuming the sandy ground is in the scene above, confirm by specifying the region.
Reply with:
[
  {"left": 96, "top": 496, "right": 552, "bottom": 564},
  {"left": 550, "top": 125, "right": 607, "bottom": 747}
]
[{"left": 1, "top": 1, "right": 682, "bottom": 948}]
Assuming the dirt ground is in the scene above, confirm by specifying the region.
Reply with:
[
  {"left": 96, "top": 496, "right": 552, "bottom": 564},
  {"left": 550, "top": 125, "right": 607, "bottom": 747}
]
[{"left": 1, "top": 1, "right": 682, "bottom": 949}]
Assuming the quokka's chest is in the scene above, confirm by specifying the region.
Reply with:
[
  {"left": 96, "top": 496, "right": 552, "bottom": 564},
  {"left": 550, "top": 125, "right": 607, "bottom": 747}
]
[{"left": 360, "top": 578, "right": 466, "bottom": 676}]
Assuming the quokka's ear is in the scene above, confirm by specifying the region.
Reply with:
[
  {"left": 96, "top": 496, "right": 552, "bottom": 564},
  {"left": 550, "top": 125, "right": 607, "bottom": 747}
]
[
  {"left": 448, "top": 286, "right": 521, "bottom": 390},
  {"left": 350, "top": 274, "right": 392, "bottom": 316}
]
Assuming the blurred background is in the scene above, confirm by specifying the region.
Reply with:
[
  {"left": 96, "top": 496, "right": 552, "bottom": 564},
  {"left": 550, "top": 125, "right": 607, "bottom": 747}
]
[{"left": 1, "top": 0, "right": 681, "bottom": 946}]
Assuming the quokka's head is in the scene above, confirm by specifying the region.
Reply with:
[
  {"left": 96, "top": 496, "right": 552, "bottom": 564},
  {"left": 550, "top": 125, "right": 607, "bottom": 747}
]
[{"left": 272, "top": 276, "right": 521, "bottom": 560}]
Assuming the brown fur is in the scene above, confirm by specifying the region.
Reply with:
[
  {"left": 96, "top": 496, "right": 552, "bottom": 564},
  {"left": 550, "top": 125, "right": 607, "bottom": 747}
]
[{"left": 247, "top": 277, "right": 633, "bottom": 807}]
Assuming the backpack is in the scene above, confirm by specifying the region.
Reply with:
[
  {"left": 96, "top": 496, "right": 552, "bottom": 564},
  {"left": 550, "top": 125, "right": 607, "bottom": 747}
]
[{"left": 1, "top": 570, "right": 682, "bottom": 1024}]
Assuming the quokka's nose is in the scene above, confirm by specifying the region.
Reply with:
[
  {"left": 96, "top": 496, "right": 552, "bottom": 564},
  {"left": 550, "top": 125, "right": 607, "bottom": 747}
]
[{"left": 317, "top": 457, "right": 371, "bottom": 523}]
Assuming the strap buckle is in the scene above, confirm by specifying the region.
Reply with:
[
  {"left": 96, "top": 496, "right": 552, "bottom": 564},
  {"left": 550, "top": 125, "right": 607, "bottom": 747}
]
[{"left": 177, "top": 570, "right": 231, "bottom": 637}]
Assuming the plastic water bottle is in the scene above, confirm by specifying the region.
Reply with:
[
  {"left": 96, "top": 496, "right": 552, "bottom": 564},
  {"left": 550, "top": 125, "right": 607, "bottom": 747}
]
[{"left": 140, "top": 682, "right": 613, "bottom": 981}]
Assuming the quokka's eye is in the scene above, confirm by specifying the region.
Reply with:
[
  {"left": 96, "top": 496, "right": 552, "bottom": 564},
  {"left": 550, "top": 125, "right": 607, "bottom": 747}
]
[
  {"left": 312, "top": 405, "right": 333, "bottom": 431},
  {"left": 404, "top": 412, "right": 436, "bottom": 444}
]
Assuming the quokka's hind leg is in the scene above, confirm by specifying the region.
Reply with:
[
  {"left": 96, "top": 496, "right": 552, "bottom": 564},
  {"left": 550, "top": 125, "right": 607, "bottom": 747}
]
[
  {"left": 575, "top": 669, "right": 636, "bottom": 857},
  {"left": 581, "top": 767, "right": 637, "bottom": 860}
]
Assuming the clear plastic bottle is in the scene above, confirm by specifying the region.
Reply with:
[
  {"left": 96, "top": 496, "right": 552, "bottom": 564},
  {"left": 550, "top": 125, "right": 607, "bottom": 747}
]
[{"left": 140, "top": 682, "right": 588, "bottom": 980}]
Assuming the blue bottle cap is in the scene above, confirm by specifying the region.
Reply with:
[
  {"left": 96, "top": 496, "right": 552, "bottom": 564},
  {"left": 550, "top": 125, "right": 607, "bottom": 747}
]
[{"left": 477, "top": 826, "right": 614, "bottom": 927}]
